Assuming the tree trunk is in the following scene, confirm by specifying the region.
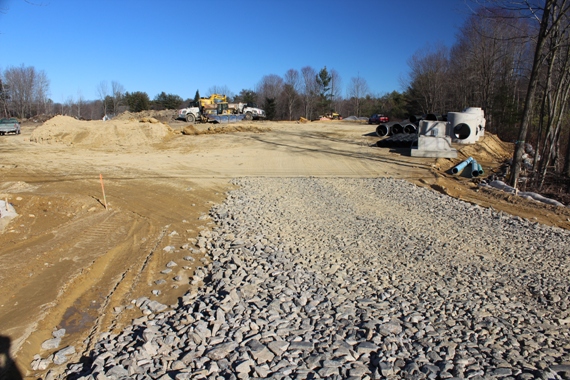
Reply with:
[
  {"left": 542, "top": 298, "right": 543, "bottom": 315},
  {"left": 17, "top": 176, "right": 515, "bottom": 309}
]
[
  {"left": 564, "top": 128, "right": 570, "bottom": 177},
  {"left": 510, "top": 0, "right": 554, "bottom": 188}
]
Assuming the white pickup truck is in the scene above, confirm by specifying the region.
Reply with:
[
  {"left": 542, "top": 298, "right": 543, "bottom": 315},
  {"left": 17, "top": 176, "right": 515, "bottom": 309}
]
[
  {"left": 178, "top": 102, "right": 266, "bottom": 123},
  {"left": 0, "top": 118, "right": 21, "bottom": 135}
]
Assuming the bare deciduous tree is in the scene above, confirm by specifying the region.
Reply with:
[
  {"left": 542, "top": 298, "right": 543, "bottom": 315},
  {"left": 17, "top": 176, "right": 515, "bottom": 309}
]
[
  {"left": 508, "top": 0, "right": 559, "bottom": 188},
  {"left": 64, "top": 96, "right": 74, "bottom": 116},
  {"left": 207, "top": 85, "right": 234, "bottom": 100},
  {"left": 347, "top": 74, "right": 370, "bottom": 117},
  {"left": 76, "top": 91, "right": 84, "bottom": 119},
  {"left": 448, "top": 7, "right": 530, "bottom": 134},
  {"left": 3, "top": 64, "right": 50, "bottom": 118},
  {"left": 0, "top": 76, "right": 9, "bottom": 117},
  {"left": 530, "top": 1, "right": 570, "bottom": 188},
  {"left": 405, "top": 43, "right": 450, "bottom": 115},
  {"left": 111, "top": 81, "right": 125, "bottom": 115},
  {"left": 256, "top": 74, "right": 283, "bottom": 100},
  {"left": 97, "top": 81, "right": 109, "bottom": 117},
  {"left": 301, "top": 66, "right": 318, "bottom": 119},
  {"left": 283, "top": 69, "right": 301, "bottom": 121},
  {"left": 34, "top": 70, "right": 50, "bottom": 115},
  {"left": 255, "top": 75, "right": 283, "bottom": 120}
]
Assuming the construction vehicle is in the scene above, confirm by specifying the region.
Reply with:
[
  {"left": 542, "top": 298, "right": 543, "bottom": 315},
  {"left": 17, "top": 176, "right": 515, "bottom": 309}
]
[
  {"left": 319, "top": 111, "right": 341, "bottom": 120},
  {"left": 177, "top": 94, "right": 266, "bottom": 124}
]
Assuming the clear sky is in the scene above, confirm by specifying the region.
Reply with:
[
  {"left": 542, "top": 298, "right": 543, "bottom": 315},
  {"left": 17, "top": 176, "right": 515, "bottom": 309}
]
[{"left": 0, "top": 0, "right": 473, "bottom": 102}]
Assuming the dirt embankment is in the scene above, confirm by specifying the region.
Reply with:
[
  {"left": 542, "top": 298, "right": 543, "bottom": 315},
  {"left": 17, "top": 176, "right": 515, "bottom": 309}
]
[
  {"left": 29, "top": 115, "right": 174, "bottom": 149},
  {"left": 181, "top": 124, "right": 271, "bottom": 135},
  {"left": 1, "top": 113, "right": 570, "bottom": 379}
]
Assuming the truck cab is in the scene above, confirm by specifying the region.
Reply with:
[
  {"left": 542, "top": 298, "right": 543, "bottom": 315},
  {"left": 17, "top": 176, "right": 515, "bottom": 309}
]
[
  {"left": 0, "top": 118, "right": 21, "bottom": 135},
  {"left": 239, "top": 102, "right": 266, "bottom": 120}
]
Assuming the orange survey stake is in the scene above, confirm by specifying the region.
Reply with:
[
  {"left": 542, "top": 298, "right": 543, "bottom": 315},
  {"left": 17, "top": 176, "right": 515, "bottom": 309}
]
[{"left": 99, "top": 174, "right": 108, "bottom": 210}]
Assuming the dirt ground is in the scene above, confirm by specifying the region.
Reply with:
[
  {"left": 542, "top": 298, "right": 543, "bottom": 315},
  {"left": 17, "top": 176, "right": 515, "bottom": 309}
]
[{"left": 1, "top": 115, "right": 569, "bottom": 379}]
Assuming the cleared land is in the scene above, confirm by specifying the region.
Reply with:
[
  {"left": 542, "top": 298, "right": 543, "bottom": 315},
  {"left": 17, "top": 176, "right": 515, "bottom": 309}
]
[{"left": 0, "top": 114, "right": 569, "bottom": 379}]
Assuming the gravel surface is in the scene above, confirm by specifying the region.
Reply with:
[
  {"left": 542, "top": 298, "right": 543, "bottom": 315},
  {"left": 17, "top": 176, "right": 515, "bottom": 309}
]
[{"left": 54, "top": 177, "right": 570, "bottom": 379}]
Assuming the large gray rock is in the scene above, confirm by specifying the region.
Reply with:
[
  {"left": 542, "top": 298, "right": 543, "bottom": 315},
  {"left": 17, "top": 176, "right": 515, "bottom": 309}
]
[
  {"left": 206, "top": 342, "right": 238, "bottom": 360},
  {"left": 41, "top": 337, "right": 61, "bottom": 350}
]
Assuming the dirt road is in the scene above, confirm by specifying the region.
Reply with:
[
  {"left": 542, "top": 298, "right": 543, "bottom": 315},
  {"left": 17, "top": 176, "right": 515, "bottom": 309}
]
[{"left": 1, "top": 117, "right": 569, "bottom": 379}]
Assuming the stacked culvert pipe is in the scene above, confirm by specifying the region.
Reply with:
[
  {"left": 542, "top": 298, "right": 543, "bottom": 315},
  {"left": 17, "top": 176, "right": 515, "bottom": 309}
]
[
  {"left": 404, "top": 123, "right": 417, "bottom": 134},
  {"left": 376, "top": 124, "right": 391, "bottom": 137},
  {"left": 391, "top": 123, "right": 404, "bottom": 134}
]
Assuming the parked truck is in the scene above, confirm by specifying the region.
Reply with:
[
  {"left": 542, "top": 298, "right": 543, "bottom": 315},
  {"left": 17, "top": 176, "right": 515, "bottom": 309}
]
[
  {"left": 0, "top": 118, "right": 21, "bottom": 135},
  {"left": 177, "top": 94, "right": 266, "bottom": 123}
]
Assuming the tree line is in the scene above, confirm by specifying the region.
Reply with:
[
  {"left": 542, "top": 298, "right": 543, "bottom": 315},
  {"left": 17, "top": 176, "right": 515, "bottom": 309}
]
[
  {"left": 0, "top": 74, "right": 187, "bottom": 120},
  {"left": 0, "top": 64, "right": 410, "bottom": 123}
]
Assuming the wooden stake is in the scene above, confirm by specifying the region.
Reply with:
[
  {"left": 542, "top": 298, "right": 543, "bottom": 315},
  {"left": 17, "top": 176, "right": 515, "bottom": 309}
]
[{"left": 99, "top": 174, "right": 108, "bottom": 210}]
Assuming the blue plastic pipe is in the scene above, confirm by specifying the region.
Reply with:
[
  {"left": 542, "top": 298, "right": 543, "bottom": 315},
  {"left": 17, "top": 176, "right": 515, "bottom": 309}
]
[
  {"left": 451, "top": 157, "right": 473, "bottom": 174},
  {"left": 470, "top": 159, "right": 480, "bottom": 177},
  {"left": 477, "top": 163, "right": 484, "bottom": 176}
]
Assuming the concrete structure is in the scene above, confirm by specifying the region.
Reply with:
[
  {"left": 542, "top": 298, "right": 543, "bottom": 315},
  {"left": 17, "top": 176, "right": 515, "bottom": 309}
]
[
  {"left": 448, "top": 107, "right": 486, "bottom": 144},
  {"left": 410, "top": 120, "right": 457, "bottom": 158},
  {"left": 409, "top": 107, "right": 486, "bottom": 157}
]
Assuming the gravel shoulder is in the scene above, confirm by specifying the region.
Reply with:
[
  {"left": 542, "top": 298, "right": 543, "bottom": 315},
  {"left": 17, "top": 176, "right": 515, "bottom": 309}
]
[{"left": 61, "top": 177, "right": 570, "bottom": 379}]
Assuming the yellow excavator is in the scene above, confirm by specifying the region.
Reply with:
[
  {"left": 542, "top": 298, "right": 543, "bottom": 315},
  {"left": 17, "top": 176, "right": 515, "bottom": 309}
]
[
  {"left": 178, "top": 94, "right": 266, "bottom": 123},
  {"left": 320, "top": 111, "right": 341, "bottom": 120}
]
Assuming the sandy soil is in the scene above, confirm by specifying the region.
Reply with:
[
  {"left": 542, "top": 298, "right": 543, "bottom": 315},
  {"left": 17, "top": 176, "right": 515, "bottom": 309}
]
[{"left": 1, "top": 115, "right": 569, "bottom": 379}]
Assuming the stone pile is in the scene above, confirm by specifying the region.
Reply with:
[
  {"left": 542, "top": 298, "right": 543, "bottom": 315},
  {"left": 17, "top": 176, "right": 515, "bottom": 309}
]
[{"left": 58, "top": 178, "right": 570, "bottom": 379}]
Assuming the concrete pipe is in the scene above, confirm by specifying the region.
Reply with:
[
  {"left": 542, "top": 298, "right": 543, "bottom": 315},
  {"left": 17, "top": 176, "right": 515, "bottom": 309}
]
[
  {"left": 451, "top": 157, "right": 473, "bottom": 174},
  {"left": 376, "top": 124, "right": 391, "bottom": 137},
  {"left": 453, "top": 123, "right": 472, "bottom": 140},
  {"left": 404, "top": 123, "right": 417, "bottom": 134},
  {"left": 391, "top": 123, "right": 404, "bottom": 134},
  {"left": 448, "top": 109, "right": 484, "bottom": 144}
]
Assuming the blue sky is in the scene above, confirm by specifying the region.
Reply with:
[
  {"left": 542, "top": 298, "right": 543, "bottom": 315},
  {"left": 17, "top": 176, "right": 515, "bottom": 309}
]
[{"left": 0, "top": 0, "right": 473, "bottom": 102}]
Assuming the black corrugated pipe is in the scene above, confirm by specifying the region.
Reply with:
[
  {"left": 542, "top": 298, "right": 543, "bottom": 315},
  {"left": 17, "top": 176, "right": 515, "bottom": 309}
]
[
  {"left": 376, "top": 124, "right": 391, "bottom": 137},
  {"left": 391, "top": 123, "right": 404, "bottom": 134},
  {"left": 404, "top": 123, "right": 417, "bottom": 134},
  {"left": 409, "top": 115, "right": 422, "bottom": 124},
  {"left": 425, "top": 113, "right": 439, "bottom": 121}
]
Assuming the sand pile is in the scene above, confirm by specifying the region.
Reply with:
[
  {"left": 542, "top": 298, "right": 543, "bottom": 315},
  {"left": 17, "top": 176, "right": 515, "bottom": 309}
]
[
  {"left": 114, "top": 110, "right": 178, "bottom": 123},
  {"left": 435, "top": 133, "right": 513, "bottom": 173},
  {"left": 455, "top": 133, "right": 513, "bottom": 163},
  {"left": 30, "top": 115, "right": 174, "bottom": 149}
]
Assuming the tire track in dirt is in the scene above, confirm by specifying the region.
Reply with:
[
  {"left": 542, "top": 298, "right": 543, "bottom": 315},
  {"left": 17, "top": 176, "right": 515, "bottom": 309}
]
[
  {"left": 72, "top": 223, "right": 168, "bottom": 360},
  {"left": 0, "top": 210, "right": 144, "bottom": 359}
]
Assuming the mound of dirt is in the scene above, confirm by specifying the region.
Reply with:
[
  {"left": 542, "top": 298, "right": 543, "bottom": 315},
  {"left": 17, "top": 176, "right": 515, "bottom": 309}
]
[
  {"left": 436, "top": 133, "right": 513, "bottom": 172},
  {"left": 29, "top": 115, "right": 174, "bottom": 149},
  {"left": 456, "top": 133, "right": 513, "bottom": 163},
  {"left": 182, "top": 124, "right": 270, "bottom": 135},
  {"left": 114, "top": 110, "right": 178, "bottom": 124}
]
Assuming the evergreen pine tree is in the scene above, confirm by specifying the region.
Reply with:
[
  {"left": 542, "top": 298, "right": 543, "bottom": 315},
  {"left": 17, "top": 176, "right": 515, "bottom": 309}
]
[{"left": 316, "top": 67, "right": 332, "bottom": 116}]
